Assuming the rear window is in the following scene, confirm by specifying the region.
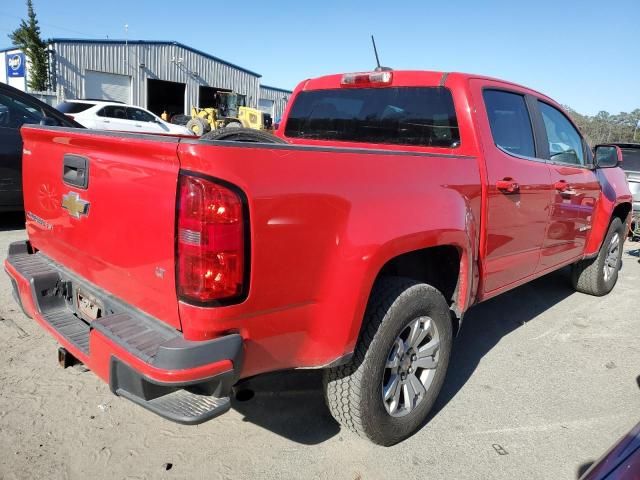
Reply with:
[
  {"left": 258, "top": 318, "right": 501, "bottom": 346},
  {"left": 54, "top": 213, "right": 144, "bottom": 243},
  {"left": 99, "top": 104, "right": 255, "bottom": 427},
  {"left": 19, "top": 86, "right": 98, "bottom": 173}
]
[
  {"left": 284, "top": 87, "right": 460, "bottom": 148},
  {"left": 56, "top": 102, "right": 94, "bottom": 114},
  {"left": 621, "top": 147, "right": 640, "bottom": 172}
]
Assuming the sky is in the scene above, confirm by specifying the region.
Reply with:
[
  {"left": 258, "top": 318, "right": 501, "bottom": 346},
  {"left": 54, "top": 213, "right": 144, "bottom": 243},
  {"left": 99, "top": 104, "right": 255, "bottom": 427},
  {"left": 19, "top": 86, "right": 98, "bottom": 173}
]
[{"left": 1, "top": 0, "right": 638, "bottom": 115}]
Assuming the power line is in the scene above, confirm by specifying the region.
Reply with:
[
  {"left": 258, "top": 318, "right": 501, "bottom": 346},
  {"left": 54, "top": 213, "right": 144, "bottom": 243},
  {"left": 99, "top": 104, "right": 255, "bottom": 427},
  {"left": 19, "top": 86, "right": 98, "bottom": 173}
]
[{"left": 0, "top": 10, "right": 108, "bottom": 38}]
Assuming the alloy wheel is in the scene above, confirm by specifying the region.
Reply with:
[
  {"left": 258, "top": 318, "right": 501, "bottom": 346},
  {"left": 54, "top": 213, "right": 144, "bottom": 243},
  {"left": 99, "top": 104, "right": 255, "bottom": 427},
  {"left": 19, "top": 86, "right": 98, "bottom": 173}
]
[{"left": 382, "top": 316, "right": 440, "bottom": 417}]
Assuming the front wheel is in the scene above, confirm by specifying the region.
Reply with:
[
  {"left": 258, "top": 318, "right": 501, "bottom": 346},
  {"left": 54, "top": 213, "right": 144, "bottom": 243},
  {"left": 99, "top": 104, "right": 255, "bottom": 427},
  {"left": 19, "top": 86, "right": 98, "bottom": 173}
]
[
  {"left": 571, "top": 217, "right": 625, "bottom": 296},
  {"left": 323, "top": 277, "right": 453, "bottom": 446}
]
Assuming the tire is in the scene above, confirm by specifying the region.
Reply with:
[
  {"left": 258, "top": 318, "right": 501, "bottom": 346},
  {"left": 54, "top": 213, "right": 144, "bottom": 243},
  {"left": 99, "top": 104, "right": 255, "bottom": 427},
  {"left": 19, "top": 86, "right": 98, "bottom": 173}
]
[
  {"left": 186, "top": 117, "right": 210, "bottom": 136},
  {"left": 323, "top": 277, "right": 453, "bottom": 446},
  {"left": 571, "top": 217, "right": 625, "bottom": 296},
  {"left": 200, "top": 127, "right": 288, "bottom": 144}
]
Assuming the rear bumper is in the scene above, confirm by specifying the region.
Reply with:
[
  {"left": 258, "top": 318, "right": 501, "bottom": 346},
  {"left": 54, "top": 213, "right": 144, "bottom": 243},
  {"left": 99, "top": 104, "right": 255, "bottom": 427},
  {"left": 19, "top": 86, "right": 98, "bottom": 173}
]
[{"left": 4, "top": 240, "right": 243, "bottom": 424}]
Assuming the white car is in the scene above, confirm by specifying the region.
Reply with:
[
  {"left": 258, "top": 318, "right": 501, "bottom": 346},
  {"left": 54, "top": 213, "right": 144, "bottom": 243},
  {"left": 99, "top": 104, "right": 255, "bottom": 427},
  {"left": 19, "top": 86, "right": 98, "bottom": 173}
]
[{"left": 56, "top": 100, "right": 194, "bottom": 136}]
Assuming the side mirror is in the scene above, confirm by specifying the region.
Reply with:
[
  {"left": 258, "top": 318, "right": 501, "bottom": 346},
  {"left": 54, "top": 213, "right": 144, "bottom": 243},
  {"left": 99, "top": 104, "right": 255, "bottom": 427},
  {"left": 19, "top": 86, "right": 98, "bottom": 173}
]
[{"left": 594, "top": 144, "right": 623, "bottom": 168}]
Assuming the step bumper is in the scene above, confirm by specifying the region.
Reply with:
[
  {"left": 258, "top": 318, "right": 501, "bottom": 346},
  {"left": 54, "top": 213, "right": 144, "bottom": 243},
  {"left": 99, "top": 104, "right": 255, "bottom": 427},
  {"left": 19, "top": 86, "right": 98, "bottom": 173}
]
[{"left": 4, "top": 240, "right": 243, "bottom": 424}]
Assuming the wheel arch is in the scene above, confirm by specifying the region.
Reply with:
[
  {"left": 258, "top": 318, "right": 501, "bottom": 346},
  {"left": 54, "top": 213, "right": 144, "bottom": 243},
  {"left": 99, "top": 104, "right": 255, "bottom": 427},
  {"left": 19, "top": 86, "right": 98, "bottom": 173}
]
[
  {"left": 347, "top": 233, "right": 474, "bottom": 355},
  {"left": 585, "top": 200, "right": 633, "bottom": 256},
  {"left": 375, "top": 245, "right": 463, "bottom": 336}
]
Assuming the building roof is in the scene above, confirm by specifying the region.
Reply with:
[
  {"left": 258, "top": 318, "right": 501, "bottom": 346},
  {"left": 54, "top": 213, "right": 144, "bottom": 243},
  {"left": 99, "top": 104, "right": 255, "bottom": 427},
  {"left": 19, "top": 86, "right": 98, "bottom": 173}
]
[
  {"left": 260, "top": 84, "right": 293, "bottom": 94},
  {"left": 0, "top": 46, "right": 20, "bottom": 53},
  {"left": 49, "top": 38, "right": 262, "bottom": 78}
]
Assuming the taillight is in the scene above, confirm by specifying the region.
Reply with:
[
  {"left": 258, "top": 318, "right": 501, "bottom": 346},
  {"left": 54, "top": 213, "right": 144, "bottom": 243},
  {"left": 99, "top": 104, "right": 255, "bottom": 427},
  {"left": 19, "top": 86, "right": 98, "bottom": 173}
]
[
  {"left": 177, "top": 174, "right": 246, "bottom": 304},
  {"left": 341, "top": 71, "right": 393, "bottom": 87}
]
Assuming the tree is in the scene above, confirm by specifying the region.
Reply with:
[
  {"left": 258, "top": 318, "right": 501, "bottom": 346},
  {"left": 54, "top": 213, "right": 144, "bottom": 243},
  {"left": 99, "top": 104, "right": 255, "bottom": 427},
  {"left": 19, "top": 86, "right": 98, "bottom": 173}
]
[
  {"left": 9, "top": 0, "right": 49, "bottom": 91},
  {"left": 565, "top": 106, "right": 640, "bottom": 145}
]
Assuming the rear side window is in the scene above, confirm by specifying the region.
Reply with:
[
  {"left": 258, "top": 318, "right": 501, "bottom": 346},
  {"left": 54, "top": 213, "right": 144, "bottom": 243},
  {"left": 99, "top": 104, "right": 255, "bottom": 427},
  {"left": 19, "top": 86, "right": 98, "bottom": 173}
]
[
  {"left": 284, "top": 87, "right": 460, "bottom": 148},
  {"left": 56, "top": 102, "right": 93, "bottom": 114},
  {"left": 538, "top": 102, "right": 585, "bottom": 166},
  {"left": 98, "top": 105, "right": 127, "bottom": 119},
  {"left": 483, "top": 90, "right": 535, "bottom": 158}
]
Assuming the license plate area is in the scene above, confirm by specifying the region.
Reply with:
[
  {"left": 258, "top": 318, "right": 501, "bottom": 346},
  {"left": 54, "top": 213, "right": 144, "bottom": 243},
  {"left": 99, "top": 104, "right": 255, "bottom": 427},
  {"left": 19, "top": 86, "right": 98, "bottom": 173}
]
[{"left": 76, "top": 288, "right": 104, "bottom": 322}]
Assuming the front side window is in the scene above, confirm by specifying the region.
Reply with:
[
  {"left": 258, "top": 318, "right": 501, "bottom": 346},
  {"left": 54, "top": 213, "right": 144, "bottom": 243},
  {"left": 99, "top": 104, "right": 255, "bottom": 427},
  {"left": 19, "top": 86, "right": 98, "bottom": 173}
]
[
  {"left": 483, "top": 90, "right": 535, "bottom": 158},
  {"left": 285, "top": 87, "right": 460, "bottom": 148},
  {"left": 538, "top": 102, "right": 585, "bottom": 166}
]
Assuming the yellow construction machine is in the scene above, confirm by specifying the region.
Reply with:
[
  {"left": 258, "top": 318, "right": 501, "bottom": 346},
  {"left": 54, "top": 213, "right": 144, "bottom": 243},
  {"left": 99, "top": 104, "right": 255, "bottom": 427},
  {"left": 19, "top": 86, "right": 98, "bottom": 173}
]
[{"left": 186, "top": 91, "right": 271, "bottom": 136}]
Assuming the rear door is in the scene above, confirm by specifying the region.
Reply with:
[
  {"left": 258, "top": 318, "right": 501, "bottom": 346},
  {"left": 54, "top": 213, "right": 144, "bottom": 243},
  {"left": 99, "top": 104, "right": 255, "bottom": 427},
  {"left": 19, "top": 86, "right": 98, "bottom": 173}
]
[
  {"left": 471, "top": 81, "right": 554, "bottom": 293},
  {"left": 534, "top": 101, "right": 600, "bottom": 270},
  {"left": 21, "top": 126, "right": 182, "bottom": 329},
  {"left": 96, "top": 105, "right": 132, "bottom": 132}
]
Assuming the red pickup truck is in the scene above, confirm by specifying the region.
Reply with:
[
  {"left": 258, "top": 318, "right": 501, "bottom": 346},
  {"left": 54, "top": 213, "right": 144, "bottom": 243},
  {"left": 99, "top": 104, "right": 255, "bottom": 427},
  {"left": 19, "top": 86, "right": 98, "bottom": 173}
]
[{"left": 5, "top": 70, "right": 632, "bottom": 445}]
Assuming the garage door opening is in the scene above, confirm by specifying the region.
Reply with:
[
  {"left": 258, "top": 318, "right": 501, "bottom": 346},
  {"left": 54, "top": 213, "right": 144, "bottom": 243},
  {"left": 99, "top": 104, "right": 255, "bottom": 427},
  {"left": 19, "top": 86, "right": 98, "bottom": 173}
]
[
  {"left": 198, "top": 86, "right": 232, "bottom": 108},
  {"left": 147, "top": 79, "right": 186, "bottom": 117},
  {"left": 259, "top": 98, "right": 275, "bottom": 117}
]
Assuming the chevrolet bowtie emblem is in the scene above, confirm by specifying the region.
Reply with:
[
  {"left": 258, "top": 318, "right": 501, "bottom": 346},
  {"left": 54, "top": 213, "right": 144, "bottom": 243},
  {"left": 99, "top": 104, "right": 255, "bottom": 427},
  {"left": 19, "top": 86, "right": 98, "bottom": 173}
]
[{"left": 61, "top": 192, "right": 89, "bottom": 218}]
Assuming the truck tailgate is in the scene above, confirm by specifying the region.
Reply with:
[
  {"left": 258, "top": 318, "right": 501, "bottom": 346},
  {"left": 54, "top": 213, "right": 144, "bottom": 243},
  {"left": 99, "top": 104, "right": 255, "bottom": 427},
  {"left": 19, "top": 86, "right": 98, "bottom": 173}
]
[{"left": 21, "top": 126, "right": 182, "bottom": 330}]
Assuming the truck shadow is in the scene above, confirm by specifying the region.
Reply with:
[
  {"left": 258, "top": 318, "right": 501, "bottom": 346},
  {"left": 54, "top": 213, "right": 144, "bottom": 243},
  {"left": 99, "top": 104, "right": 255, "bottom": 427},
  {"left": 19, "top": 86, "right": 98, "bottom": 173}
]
[
  {"left": 231, "top": 268, "right": 576, "bottom": 445},
  {"left": 429, "top": 267, "right": 575, "bottom": 419},
  {"left": 230, "top": 369, "right": 338, "bottom": 445}
]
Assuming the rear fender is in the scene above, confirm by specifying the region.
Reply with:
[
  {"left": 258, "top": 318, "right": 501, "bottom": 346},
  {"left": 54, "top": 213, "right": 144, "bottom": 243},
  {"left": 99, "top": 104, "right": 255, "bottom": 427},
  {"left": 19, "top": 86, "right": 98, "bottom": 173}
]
[{"left": 338, "top": 190, "right": 478, "bottom": 355}]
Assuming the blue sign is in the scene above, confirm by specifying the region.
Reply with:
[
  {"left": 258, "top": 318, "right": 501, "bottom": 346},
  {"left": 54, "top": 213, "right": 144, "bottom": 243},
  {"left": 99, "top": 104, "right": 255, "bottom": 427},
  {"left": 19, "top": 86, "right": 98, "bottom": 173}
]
[{"left": 6, "top": 53, "right": 26, "bottom": 78}]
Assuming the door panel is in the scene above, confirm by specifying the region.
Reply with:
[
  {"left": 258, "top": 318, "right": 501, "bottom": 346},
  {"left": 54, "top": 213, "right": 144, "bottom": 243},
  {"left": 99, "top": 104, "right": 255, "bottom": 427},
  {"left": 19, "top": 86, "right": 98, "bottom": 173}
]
[
  {"left": 97, "top": 105, "right": 131, "bottom": 132},
  {"left": 535, "top": 101, "right": 600, "bottom": 269},
  {"left": 540, "top": 166, "right": 599, "bottom": 269},
  {"left": 471, "top": 82, "right": 554, "bottom": 293}
]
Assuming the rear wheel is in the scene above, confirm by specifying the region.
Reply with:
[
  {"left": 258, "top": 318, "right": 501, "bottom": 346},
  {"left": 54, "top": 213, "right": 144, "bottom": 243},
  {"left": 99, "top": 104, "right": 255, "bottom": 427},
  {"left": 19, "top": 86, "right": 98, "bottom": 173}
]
[
  {"left": 323, "top": 277, "right": 453, "bottom": 446},
  {"left": 571, "top": 217, "right": 625, "bottom": 296}
]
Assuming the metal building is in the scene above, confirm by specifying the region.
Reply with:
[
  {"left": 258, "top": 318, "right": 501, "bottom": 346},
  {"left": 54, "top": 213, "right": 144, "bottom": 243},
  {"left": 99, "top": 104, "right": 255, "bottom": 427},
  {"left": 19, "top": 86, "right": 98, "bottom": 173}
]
[
  {"left": 258, "top": 85, "right": 292, "bottom": 120},
  {"left": 2, "top": 39, "right": 292, "bottom": 117}
]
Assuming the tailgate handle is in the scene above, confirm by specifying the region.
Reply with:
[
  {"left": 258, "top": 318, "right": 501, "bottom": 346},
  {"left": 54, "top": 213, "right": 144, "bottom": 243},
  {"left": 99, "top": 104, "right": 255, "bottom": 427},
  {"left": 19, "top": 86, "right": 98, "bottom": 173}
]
[{"left": 63, "top": 154, "right": 89, "bottom": 189}]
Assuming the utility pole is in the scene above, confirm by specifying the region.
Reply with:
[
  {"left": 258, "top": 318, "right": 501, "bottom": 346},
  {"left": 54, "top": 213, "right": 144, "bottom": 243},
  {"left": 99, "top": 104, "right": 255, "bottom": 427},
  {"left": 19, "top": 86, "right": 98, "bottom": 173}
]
[{"left": 124, "top": 24, "right": 129, "bottom": 74}]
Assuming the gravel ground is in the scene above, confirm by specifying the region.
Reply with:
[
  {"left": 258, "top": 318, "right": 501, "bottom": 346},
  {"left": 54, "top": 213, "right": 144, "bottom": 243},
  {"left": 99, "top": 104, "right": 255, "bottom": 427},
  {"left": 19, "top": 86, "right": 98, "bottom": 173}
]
[{"left": 1, "top": 211, "right": 638, "bottom": 480}]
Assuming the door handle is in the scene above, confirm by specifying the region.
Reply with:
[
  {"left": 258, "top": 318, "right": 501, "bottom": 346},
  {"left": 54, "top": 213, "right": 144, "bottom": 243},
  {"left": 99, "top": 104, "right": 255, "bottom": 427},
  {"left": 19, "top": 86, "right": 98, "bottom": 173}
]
[
  {"left": 496, "top": 178, "right": 520, "bottom": 193},
  {"left": 554, "top": 180, "right": 577, "bottom": 196},
  {"left": 62, "top": 154, "right": 89, "bottom": 189},
  {"left": 103, "top": 120, "right": 110, "bottom": 123}
]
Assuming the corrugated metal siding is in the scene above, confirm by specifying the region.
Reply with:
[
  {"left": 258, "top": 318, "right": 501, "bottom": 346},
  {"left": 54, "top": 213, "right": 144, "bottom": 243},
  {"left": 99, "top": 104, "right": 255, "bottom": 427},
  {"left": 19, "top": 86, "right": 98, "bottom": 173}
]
[
  {"left": 259, "top": 86, "right": 292, "bottom": 119},
  {"left": 52, "top": 41, "right": 261, "bottom": 113}
]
